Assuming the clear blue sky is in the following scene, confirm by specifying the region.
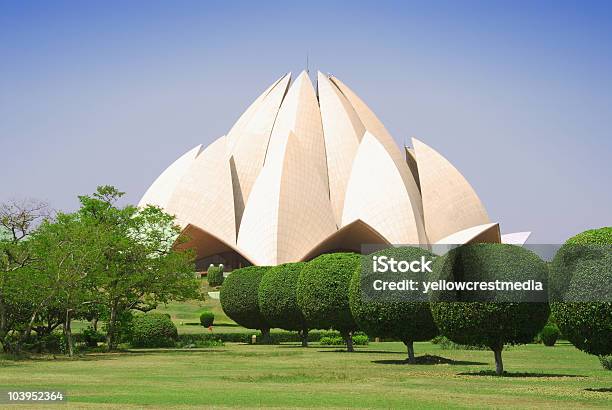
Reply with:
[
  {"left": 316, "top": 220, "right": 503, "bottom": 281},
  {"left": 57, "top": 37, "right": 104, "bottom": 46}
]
[{"left": 1, "top": 1, "right": 610, "bottom": 243}]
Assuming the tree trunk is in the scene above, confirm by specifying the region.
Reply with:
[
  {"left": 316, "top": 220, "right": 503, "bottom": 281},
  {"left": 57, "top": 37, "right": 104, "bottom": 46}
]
[
  {"left": 342, "top": 331, "right": 354, "bottom": 352},
  {"left": 299, "top": 329, "right": 309, "bottom": 347},
  {"left": 63, "top": 309, "right": 74, "bottom": 357},
  {"left": 260, "top": 328, "right": 271, "bottom": 344},
  {"left": 106, "top": 303, "right": 118, "bottom": 351},
  {"left": 92, "top": 317, "right": 98, "bottom": 332},
  {"left": 404, "top": 340, "right": 415, "bottom": 363},
  {"left": 494, "top": 348, "right": 504, "bottom": 376}
]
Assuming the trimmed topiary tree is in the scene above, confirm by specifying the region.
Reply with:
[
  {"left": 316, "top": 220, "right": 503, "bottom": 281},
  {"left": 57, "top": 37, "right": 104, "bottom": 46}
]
[
  {"left": 207, "top": 264, "right": 224, "bottom": 287},
  {"left": 349, "top": 246, "right": 439, "bottom": 362},
  {"left": 550, "top": 227, "right": 612, "bottom": 366},
  {"left": 220, "top": 266, "right": 272, "bottom": 341},
  {"left": 430, "top": 243, "right": 550, "bottom": 375},
  {"left": 199, "top": 311, "right": 214, "bottom": 327},
  {"left": 297, "top": 253, "right": 360, "bottom": 352},
  {"left": 130, "top": 313, "right": 178, "bottom": 348},
  {"left": 259, "top": 262, "right": 310, "bottom": 346},
  {"left": 539, "top": 323, "right": 560, "bottom": 346}
]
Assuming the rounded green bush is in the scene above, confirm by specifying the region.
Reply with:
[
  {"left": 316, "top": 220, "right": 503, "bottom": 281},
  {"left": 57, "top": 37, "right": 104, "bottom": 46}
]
[
  {"left": 199, "top": 311, "right": 214, "bottom": 327},
  {"left": 297, "top": 253, "right": 360, "bottom": 336},
  {"left": 550, "top": 227, "right": 612, "bottom": 357},
  {"left": 319, "top": 336, "right": 344, "bottom": 346},
  {"left": 539, "top": 324, "right": 560, "bottom": 346},
  {"left": 207, "top": 264, "right": 224, "bottom": 287},
  {"left": 259, "top": 262, "right": 309, "bottom": 343},
  {"left": 349, "top": 246, "right": 438, "bottom": 361},
  {"left": 430, "top": 243, "right": 550, "bottom": 375},
  {"left": 130, "top": 313, "right": 178, "bottom": 348},
  {"left": 352, "top": 334, "right": 369, "bottom": 346},
  {"left": 220, "top": 266, "right": 271, "bottom": 333}
]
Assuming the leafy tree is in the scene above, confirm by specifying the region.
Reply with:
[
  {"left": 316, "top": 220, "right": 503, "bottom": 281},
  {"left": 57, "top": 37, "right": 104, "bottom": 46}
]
[
  {"left": 77, "top": 186, "right": 201, "bottom": 351},
  {"left": 297, "top": 253, "right": 360, "bottom": 352},
  {"left": 550, "top": 227, "right": 612, "bottom": 362},
  {"left": 259, "top": 262, "right": 310, "bottom": 346},
  {"left": 28, "top": 212, "right": 103, "bottom": 356},
  {"left": 430, "top": 244, "right": 550, "bottom": 375},
  {"left": 220, "top": 266, "right": 271, "bottom": 341},
  {"left": 349, "top": 247, "right": 438, "bottom": 362},
  {"left": 0, "top": 200, "right": 49, "bottom": 353}
]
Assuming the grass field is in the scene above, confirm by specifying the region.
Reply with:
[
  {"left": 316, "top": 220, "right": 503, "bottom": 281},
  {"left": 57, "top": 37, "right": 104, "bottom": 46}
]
[
  {"left": 1, "top": 341, "right": 611, "bottom": 409},
  {"left": 8, "top": 282, "right": 612, "bottom": 408}
]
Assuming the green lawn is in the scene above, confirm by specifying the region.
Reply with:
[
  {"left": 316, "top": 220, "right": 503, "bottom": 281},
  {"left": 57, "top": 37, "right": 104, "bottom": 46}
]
[{"left": 1, "top": 341, "right": 610, "bottom": 409}]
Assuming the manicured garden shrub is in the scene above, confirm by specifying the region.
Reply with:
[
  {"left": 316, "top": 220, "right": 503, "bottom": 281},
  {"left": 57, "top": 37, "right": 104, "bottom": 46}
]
[
  {"left": 431, "top": 335, "right": 488, "bottom": 350},
  {"left": 207, "top": 264, "right": 224, "bottom": 287},
  {"left": 175, "top": 338, "right": 224, "bottom": 348},
  {"left": 320, "top": 336, "right": 344, "bottom": 346},
  {"left": 539, "top": 324, "right": 560, "bottom": 346},
  {"left": 352, "top": 333, "right": 369, "bottom": 346},
  {"left": 430, "top": 243, "right": 550, "bottom": 375},
  {"left": 349, "top": 246, "right": 438, "bottom": 362},
  {"left": 600, "top": 355, "right": 612, "bottom": 371},
  {"left": 297, "top": 253, "right": 361, "bottom": 351},
  {"left": 220, "top": 266, "right": 272, "bottom": 340},
  {"left": 259, "top": 262, "right": 310, "bottom": 346},
  {"left": 130, "top": 313, "right": 178, "bottom": 348},
  {"left": 199, "top": 311, "right": 214, "bottom": 327},
  {"left": 550, "top": 227, "right": 612, "bottom": 363}
]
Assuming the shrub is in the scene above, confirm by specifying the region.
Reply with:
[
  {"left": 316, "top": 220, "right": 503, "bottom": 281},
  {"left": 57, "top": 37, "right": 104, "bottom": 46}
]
[
  {"left": 352, "top": 333, "right": 369, "bottom": 346},
  {"left": 207, "top": 264, "right": 224, "bottom": 287},
  {"left": 259, "top": 262, "right": 310, "bottom": 346},
  {"left": 550, "top": 227, "right": 612, "bottom": 358},
  {"left": 600, "top": 355, "right": 612, "bottom": 370},
  {"left": 431, "top": 335, "right": 488, "bottom": 350},
  {"left": 199, "top": 311, "right": 214, "bottom": 327},
  {"left": 220, "top": 266, "right": 272, "bottom": 340},
  {"left": 430, "top": 243, "right": 550, "bottom": 375},
  {"left": 320, "top": 336, "right": 344, "bottom": 346},
  {"left": 82, "top": 326, "right": 105, "bottom": 348},
  {"left": 130, "top": 313, "right": 178, "bottom": 348},
  {"left": 297, "top": 253, "right": 361, "bottom": 351},
  {"left": 539, "top": 324, "right": 560, "bottom": 346},
  {"left": 349, "top": 246, "right": 438, "bottom": 362},
  {"left": 176, "top": 338, "right": 224, "bottom": 348}
]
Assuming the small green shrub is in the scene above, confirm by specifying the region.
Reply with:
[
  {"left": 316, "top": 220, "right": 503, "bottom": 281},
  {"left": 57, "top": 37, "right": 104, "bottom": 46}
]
[
  {"left": 130, "top": 313, "right": 178, "bottom": 348},
  {"left": 352, "top": 334, "right": 369, "bottom": 346},
  {"left": 199, "top": 311, "right": 214, "bottom": 327},
  {"left": 176, "top": 338, "right": 224, "bottom": 348},
  {"left": 599, "top": 355, "right": 612, "bottom": 370},
  {"left": 431, "top": 335, "right": 487, "bottom": 350},
  {"left": 82, "top": 327, "right": 105, "bottom": 348},
  {"left": 539, "top": 324, "right": 560, "bottom": 346},
  {"left": 207, "top": 264, "right": 224, "bottom": 287},
  {"left": 320, "top": 336, "right": 344, "bottom": 346}
]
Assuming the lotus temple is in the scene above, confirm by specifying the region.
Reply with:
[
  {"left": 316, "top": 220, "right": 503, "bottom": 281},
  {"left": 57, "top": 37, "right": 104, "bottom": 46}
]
[{"left": 139, "top": 71, "right": 529, "bottom": 270}]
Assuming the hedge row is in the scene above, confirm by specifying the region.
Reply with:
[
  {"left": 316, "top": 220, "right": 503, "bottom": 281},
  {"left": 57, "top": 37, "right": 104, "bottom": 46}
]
[{"left": 176, "top": 330, "right": 343, "bottom": 345}]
